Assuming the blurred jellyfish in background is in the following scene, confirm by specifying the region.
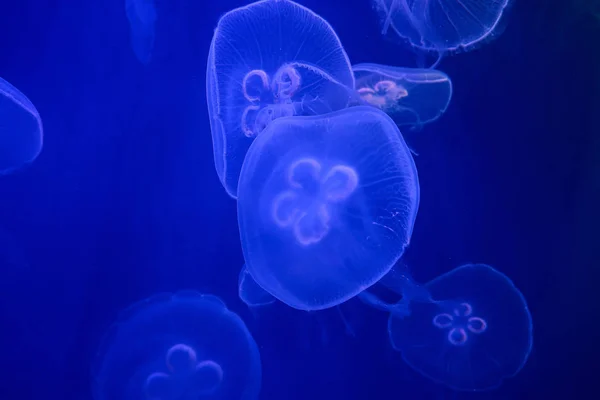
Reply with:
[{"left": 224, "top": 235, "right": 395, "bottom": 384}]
[
  {"left": 237, "top": 106, "right": 419, "bottom": 311},
  {"left": 360, "top": 263, "right": 533, "bottom": 391},
  {"left": 125, "top": 0, "right": 157, "bottom": 65},
  {"left": 206, "top": 0, "right": 355, "bottom": 198},
  {"left": 238, "top": 265, "right": 276, "bottom": 307},
  {"left": 353, "top": 63, "right": 452, "bottom": 128},
  {"left": 92, "top": 291, "right": 261, "bottom": 400},
  {"left": 372, "top": 0, "right": 512, "bottom": 64},
  {"left": 0, "top": 77, "right": 43, "bottom": 175}
]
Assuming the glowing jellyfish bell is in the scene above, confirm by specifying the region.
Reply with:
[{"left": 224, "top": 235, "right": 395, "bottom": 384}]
[
  {"left": 360, "top": 263, "right": 533, "bottom": 391},
  {"left": 237, "top": 106, "right": 420, "bottom": 311},
  {"left": 373, "top": 0, "right": 512, "bottom": 59},
  {"left": 206, "top": 0, "right": 355, "bottom": 198},
  {"left": 92, "top": 291, "right": 261, "bottom": 400},
  {"left": 353, "top": 63, "right": 452, "bottom": 128},
  {"left": 0, "top": 77, "right": 43, "bottom": 174}
]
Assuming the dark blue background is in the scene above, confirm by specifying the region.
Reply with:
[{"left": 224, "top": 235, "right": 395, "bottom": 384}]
[{"left": 0, "top": 0, "right": 598, "bottom": 399}]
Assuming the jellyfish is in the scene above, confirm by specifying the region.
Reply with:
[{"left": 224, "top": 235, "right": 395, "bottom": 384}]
[
  {"left": 360, "top": 263, "right": 533, "bottom": 391},
  {"left": 206, "top": 0, "right": 355, "bottom": 198},
  {"left": 372, "top": 0, "right": 512, "bottom": 60},
  {"left": 239, "top": 265, "right": 276, "bottom": 307},
  {"left": 92, "top": 291, "right": 261, "bottom": 400},
  {"left": 353, "top": 63, "right": 452, "bottom": 128},
  {"left": 237, "top": 106, "right": 420, "bottom": 311},
  {"left": 125, "top": 0, "right": 157, "bottom": 65},
  {"left": 0, "top": 77, "right": 43, "bottom": 175}
]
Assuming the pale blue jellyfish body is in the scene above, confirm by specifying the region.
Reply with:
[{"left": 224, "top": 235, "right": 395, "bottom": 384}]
[
  {"left": 361, "top": 263, "right": 533, "bottom": 391},
  {"left": 92, "top": 291, "right": 261, "bottom": 400},
  {"left": 0, "top": 77, "right": 43, "bottom": 174},
  {"left": 125, "top": 0, "right": 157, "bottom": 64},
  {"left": 238, "top": 265, "right": 276, "bottom": 307},
  {"left": 373, "top": 0, "right": 512, "bottom": 53},
  {"left": 206, "top": 0, "right": 355, "bottom": 198},
  {"left": 237, "top": 106, "right": 420, "bottom": 311},
  {"left": 353, "top": 63, "right": 452, "bottom": 127}
]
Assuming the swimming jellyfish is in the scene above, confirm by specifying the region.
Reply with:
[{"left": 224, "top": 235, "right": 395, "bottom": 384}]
[
  {"left": 353, "top": 63, "right": 452, "bottom": 127},
  {"left": 0, "top": 77, "right": 43, "bottom": 174},
  {"left": 239, "top": 265, "right": 276, "bottom": 307},
  {"left": 360, "top": 263, "right": 533, "bottom": 391},
  {"left": 373, "top": 0, "right": 512, "bottom": 54},
  {"left": 237, "top": 106, "right": 420, "bottom": 311},
  {"left": 92, "top": 291, "right": 261, "bottom": 400},
  {"left": 125, "top": 0, "right": 157, "bottom": 64},
  {"left": 206, "top": 0, "right": 355, "bottom": 198}
]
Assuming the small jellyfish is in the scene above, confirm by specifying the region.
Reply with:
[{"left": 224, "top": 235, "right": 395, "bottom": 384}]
[
  {"left": 125, "top": 0, "right": 157, "bottom": 65},
  {"left": 353, "top": 63, "right": 452, "bottom": 127},
  {"left": 206, "top": 0, "right": 355, "bottom": 198},
  {"left": 238, "top": 265, "right": 276, "bottom": 307},
  {"left": 92, "top": 291, "right": 261, "bottom": 400},
  {"left": 360, "top": 263, "right": 533, "bottom": 391},
  {"left": 237, "top": 106, "right": 420, "bottom": 311},
  {"left": 372, "top": 0, "right": 512, "bottom": 56},
  {"left": 0, "top": 77, "right": 43, "bottom": 174}
]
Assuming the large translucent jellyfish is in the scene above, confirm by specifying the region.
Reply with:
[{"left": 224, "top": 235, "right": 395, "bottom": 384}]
[
  {"left": 237, "top": 106, "right": 420, "bottom": 311},
  {"left": 92, "top": 291, "right": 261, "bottom": 400},
  {"left": 206, "top": 0, "right": 355, "bottom": 198},
  {"left": 353, "top": 63, "right": 452, "bottom": 127},
  {"left": 238, "top": 265, "right": 276, "bottom": 307},
  {"left": 372, "top": 0, "right": 512, "bottom": 55},
  {"left": 0, "top": 77, "right": 43, "bottom": 174},
  {"left": 125, "top": 0, "right": 157, "bottom": 65},
  {"left": 360, "top": 263, "right": 533, "bottom": 391}
]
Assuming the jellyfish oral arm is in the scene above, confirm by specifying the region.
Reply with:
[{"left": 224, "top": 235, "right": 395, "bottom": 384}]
[
  {"left": 357, "top": 291, "right": 395, "bottom": 312},
  {"left": 379, "top": 264, "right": 431, "bottom": 302}
]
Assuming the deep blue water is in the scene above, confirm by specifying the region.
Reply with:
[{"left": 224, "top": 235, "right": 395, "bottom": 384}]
[{"left": 0, "top": 0, "right": 598, "bottom": 399}]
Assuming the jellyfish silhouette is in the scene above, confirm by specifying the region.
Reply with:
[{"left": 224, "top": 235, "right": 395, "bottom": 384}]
[
  {"left": 353, "top": 63, "right": 452, "bottom": 128},
  {"left": 206, "top": 0, "right": 355, "bottom": 198},
  {"left": 239, "top": 265, "right": 276, "bottom": 307},
  {"left": 0, "top": 77, "right": 43, "bottom": 175},
  {"left": 92, "top": 291, "right": 261, "bottom": 400},
  {"left": 372, "top": 0, "right": 512, "bottom": 59},
  {"left": 125, "top": 0, "right": 157, "bottom": 65},
  {"left": 237, "top": 106, "right": 420, "bottom": 311},
  {"left": 360, "top": 263, "right": 533, "bottom": 391}
]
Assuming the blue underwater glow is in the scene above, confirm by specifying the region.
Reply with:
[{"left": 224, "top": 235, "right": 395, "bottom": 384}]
[{"left": 3, "top": 0, "right": 594, "bottom": 399}]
